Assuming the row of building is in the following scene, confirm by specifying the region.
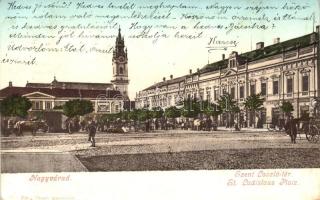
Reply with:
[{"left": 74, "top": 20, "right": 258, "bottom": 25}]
[
  {"left": 1, "top": 26, "right": 319, "bottom": 127},
  {"left": 135, "top": 26, "right": 320, "bottom": 126}
]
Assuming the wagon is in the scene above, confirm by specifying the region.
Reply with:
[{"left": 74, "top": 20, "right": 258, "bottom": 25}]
[{"left": 298, "top": 118, "right": 320, "bottom": 143}]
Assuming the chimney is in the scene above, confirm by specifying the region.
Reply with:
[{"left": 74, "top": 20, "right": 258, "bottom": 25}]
[
  {"left": 316, "top": 25, "right": 319, "bottom": 33},
  {"left": 273, "top": 37, "right": 280, "bottom": 44},
  {"left": 256, "top": 42, "right": 264, "bottom": 49},
  {"left": 170, "top": 75, "right": 173, "bottom": 80},
  {"left": 163, "top": 77, "right": 166, "bottom": 82},
  {"left": 189, "top": 69, "right": 192, "bottom": 74},
  {"left": 222, "top": 54, "right": 225, "bottom": 60},
  {"left": 9, "top": 81, "right": 12, "bottom": 87}
]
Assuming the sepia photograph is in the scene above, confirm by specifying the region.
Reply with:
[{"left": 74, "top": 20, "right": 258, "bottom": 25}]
[{"left": 0, "top": 0, "right": 319, "bottom": 199}]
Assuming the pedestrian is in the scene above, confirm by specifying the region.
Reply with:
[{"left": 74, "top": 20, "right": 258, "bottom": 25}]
[
  {"left": 87, "top": 120, "right": 97, "bottom": 147},
  {"left": 284, "top": 116, "right": 297, "bottom": 144}
]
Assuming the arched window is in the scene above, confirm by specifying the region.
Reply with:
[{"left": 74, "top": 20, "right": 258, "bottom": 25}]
[{"left": 120, "top": 67, "right": 123, "bottom": 74}]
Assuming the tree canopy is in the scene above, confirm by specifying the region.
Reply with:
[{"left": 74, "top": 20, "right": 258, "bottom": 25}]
[
  {"left": 217, "top": 93, "right": 239, "bottom": 113},
  {"left": 203, "top": 102, "right": 223, "bottom": 117},
  {"left": 137, "top": 109, "right": 151, "bottom": 121},
  {"left": 151, "top": 107, "right": 164, "bottom": 119},
  {"left": 280, "top": 101, "right": 294, "bottom": 115},
  {"left": 244, "top": 93, "right": 265, "bottom": 111},
  {"left": 181, "top": 99, "right": 201, "bottom": 118},
  {"left": 63, "top": 99, "right": 94, "bottom": 118},
  {"left": 164, "top": 106, "right": 181, "bottom": 118},
  {"left": 0, "top": 94, "right": 32, "bottom": 117}
]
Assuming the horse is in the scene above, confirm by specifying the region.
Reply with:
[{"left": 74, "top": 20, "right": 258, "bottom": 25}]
[
  {"left": 15, "top": 120, "right": 49, "bottom": 136},
  {"left": 284, "top": 118, "right": 298, "bottom": 144}
]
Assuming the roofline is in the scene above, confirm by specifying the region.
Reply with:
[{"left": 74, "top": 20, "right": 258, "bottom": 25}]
[
  {"left": 27, "top": 81, "right": 113, "bottom": 85},
  {"left": 211, "top": 32, "right": 318, "bottom": 66},
  {"left": 140, "top": 31, "right": 319, "bottom": 92},
  {"left": 142, "top": 76, "right": 187, "bottom": 91}
]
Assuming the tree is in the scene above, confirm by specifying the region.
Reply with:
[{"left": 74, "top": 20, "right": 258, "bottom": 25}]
[
  {"left": 137, "top": 109, "right": 151, "bottom": 122},
  {"left": 0, "top": 94, "right": 32, "bottom": 117},
  {"left": 217, "top": 93, "right": 239, "bottom": 127},
  {"left": 62, "top": 99, "right": 94, "bottom": 118},
  {"left": 164, "top": 106, "right": 181, "bottom": 119},
  {"left": 244, "top": 93, "right": 265, "bottom": 111},
  {"left": 217, "top": 93, "right": 238, "bottom": 112},
  {"left": 100, "top": 113, "right": 120, "bottom": 123},
  {"left": 181, "top": 99, "right": 201, "bottom": 118},
  {"left": 128, "top": 109, "right": 139, "bottom": 121},
  {"left": 280, "top": 101, "right": 294, "bottom": 117},
  {"left": 244, "top": 93, "right": 265, "bottom": 128},
  {"left": 151, "top": 107, "right": 164, "bottom": 119},
  {"left": 203, "top": 103, "right": 222, "bottom": 117},
  {"left": 120, "top": 111, "right": 130, "bottom": 121}
]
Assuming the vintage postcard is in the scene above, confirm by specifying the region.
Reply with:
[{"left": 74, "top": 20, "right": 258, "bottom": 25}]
[{"left": 0, "top": 0, "right": 319, "bottom": 199}]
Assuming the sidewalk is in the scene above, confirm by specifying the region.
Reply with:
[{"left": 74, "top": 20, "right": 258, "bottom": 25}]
[
  {"left": 217, "top": 127, "right": 271, "bottom": 132},
  {"left": 1, "top": 150, "right": 88, "bottom": 173}
]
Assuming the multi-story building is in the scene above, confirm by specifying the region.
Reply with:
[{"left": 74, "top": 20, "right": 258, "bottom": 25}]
[
  {"left": 135, "top": 26, "right": 320, "bottom": 126},
  {"left": 0, "top": 28, "right": 131, "bottom": 114}
]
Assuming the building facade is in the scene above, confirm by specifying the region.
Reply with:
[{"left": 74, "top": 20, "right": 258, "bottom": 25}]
[
  {"left": 135, "top": 26, "right": 320, "bottom": 126},
  {"left": 0, "top": 83, "right": 124, "bottom": 114}
]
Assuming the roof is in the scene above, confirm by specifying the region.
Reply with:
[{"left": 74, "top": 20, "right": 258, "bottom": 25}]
[
  {"left": 201, "top": 32, "right": 318, "bottom": 73},
  {"left": 141, "top": 32, "right": 318, "bottom": 92},
  {"left": 142, "top": 76, "right": 186, "bottom": 91},
  {"left": 26, "top": 80, "right": 113, "bottom": 90},
  {"left": 0, "top": 86, "right": 122, "bottom": 99},
  {"left": 27, "top": 82, "right": 112, "bottom": 86}
]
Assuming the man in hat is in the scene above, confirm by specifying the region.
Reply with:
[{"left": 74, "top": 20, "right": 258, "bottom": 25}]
[{"left": 87, "top": 120, "right": 97, "bottom": 147}]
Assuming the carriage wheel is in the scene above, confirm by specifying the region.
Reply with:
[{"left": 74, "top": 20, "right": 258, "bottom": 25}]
[
  {"left": 44, "top": 125, "right": 49, "bottom": 133},
  {"left": 306, "top": 125, "right": 318, "bottom": 143},
  {"left": 311, "top": 129, "right": 320, "bottom": 143},
  {"left": 312, "top": 134, "right": 319, "bottom": 143}
]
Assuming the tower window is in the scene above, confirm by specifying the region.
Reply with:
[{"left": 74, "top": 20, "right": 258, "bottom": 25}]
[{"left": 120, "top": 67, "right": 124, "bottom": 74}]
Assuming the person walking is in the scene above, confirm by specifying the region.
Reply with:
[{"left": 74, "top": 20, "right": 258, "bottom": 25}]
[{"left": 87, "top": 120, "right": 97, "bottom": 147}]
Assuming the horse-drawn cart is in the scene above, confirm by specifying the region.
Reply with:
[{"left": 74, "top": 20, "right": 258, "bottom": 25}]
[
  {"left": 14, "top": 120, "right": 49, "bottom": 136},
  {"left": 299, "top": 118, "right": 320, "bottom": 143},
  {"left": 270, "top": 116, "right": 320, "bottom": 144}
]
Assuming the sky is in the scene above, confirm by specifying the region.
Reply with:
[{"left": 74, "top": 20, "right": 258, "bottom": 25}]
[{"left": 0, "top": 0, "right": 319, "bottom": 99}]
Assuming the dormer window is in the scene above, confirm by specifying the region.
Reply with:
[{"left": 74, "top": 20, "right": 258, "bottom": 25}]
[{"left": 228, "top": 51, "right": 238, "bottom": 68}]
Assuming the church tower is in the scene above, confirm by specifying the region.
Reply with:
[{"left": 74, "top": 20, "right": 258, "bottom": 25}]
[{"left": 111, "top": 27, "right": 129, "bottom": 98}]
